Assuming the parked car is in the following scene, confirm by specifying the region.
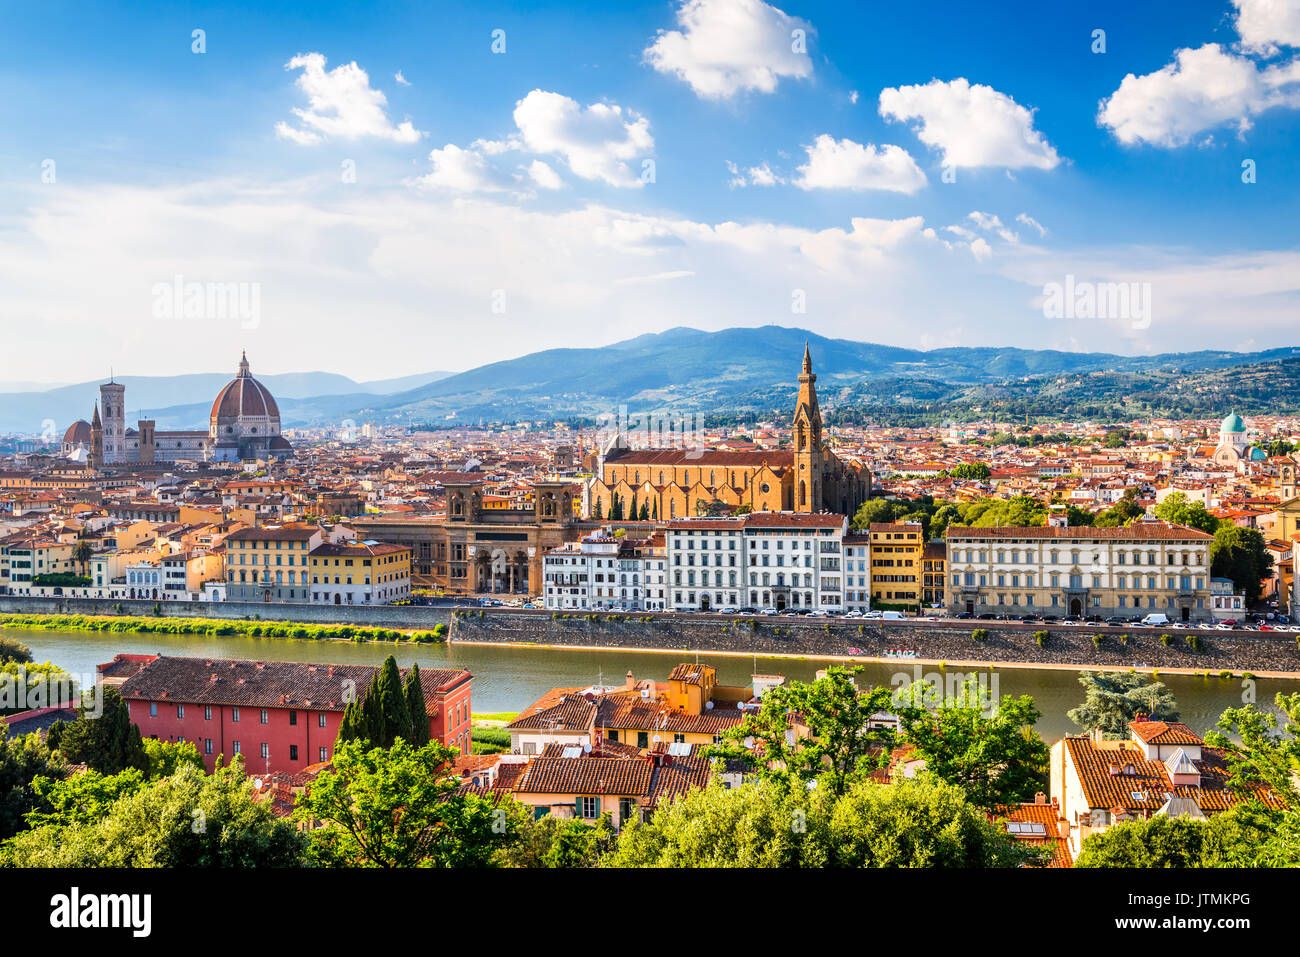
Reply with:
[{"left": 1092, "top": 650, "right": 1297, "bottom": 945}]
[{"left": 1140, "top": 613, "right": 1170, "bottom": 626}]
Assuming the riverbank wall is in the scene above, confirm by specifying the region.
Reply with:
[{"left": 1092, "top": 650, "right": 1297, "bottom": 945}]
[
  {"left": 3, "top": 596, "right": 1298, "bottom": 674},
  {"left": 449, "top": 611, "right": 1300, "bottom": 674},
  {"left": 0, "top": 595, "right": 454, "bottom": 629}
]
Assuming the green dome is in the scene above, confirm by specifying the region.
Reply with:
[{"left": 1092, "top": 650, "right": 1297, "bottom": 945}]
[{"left": 1221, "top": 412, "right": 1246, "bottom": 433}]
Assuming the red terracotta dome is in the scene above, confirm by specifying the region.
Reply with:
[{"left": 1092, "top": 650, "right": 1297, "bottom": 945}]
[
  {"left": 63, "top": 420, "right": 91, "bottom": 445},
  {"left": 210, "top": 352, "right": 280, "bottom": 422}
]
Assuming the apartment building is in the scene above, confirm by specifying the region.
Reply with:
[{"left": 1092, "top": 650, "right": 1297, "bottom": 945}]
[
  {"left": 945, "top": 520, "right": 1214, "bottom": 620},
  {"left": 308, "top": 540, "right": 411, "bottom": 605},
  {"left": 663, "top": 512, "right": 847, "bottom": 612},
  {"left": 542, "top": 530, "right": 665, "bottom": 611},
  {"left": 843, "top": 532, "right": 871, "bottom": 611},
  {"left": 868, "top": 520, "right": 924, "bottom": 610},
  {"left": 224, "top": 524, "right": 324, "bottom": 602}
]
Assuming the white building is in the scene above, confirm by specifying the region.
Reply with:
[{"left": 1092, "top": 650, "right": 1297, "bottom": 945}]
[
  {"left": 665, "top": 512, "right": 848, "bottom": 612},
  {"left": 843, "top": 533, "right": 872, "bottom": 612},
  {"left": 542, "top": 531, "right": 665, "bottom": 611},
  {"left": 1209, "top": 577, "right": 1245, "bottom": 621}
]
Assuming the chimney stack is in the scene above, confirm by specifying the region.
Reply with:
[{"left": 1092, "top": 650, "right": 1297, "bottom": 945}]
[{"left": 625, "top": 670, "right": 635, "bottom": 691}]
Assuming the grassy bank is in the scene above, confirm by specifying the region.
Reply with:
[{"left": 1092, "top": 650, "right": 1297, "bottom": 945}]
[{"left": 0, "top": 612, "right": 447, "bottom": 644}]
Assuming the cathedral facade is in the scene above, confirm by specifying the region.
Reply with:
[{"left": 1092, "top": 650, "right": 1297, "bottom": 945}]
[
  {"left": 62, "top": 352, "right": 292, "bottom": 467},
  {"left": 586, "top": 344, "right": 870, "bottom": 520}
]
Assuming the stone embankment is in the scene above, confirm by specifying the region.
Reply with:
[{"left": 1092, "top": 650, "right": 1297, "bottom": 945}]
[
  {"left": 0, "top": 595, "right": 453, "bottom": 629},
  {"left": 449, "top": 610, "right": 1300, "bottom": 674}
]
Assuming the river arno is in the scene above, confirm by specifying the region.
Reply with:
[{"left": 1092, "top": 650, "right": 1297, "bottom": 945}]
[{"left": 9, "top": 627, "right": 1293, "bottom": 744}]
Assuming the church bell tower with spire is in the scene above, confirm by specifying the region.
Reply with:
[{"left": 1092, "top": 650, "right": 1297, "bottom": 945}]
[{"left": 792, "top": 342, "right": 824, "bottom": 512}]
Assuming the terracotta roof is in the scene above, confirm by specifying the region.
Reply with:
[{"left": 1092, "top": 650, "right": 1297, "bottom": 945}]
[
  {"left": 1128, "top": 719, "right": 1204, "bottom": 746},
  {"left": 945, "top": 522, "right": 1213, "bottom": 541},
  {"left": 118, "top": 655, "right": 469, "bottom": 712}
]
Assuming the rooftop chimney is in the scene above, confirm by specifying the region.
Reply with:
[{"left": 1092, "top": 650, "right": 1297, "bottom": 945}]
[{"left": 625, "top": 670, "right": 635, "bottom": 691}]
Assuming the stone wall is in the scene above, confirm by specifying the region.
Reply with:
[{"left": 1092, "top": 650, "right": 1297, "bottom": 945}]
[
  {"left": 450, "top": 611, "right": 1300, "bottom": 674},
  {"left": 0, "top": 595, "right": 453, "bottom": 629}
]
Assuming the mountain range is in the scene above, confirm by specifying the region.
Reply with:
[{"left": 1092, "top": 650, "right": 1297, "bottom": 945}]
[{"left": 4, "top": 327, "right": 1299, "bottom": 435}]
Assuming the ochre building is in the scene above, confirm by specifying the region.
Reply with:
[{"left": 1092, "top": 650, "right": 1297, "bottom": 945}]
[{"left": 587, "top": 345, "right": 869, "bottom": 520}]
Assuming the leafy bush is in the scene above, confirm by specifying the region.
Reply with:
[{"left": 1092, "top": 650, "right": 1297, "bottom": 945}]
[{"left": 971, "top": 628, "right": 988, "bottom": 643}]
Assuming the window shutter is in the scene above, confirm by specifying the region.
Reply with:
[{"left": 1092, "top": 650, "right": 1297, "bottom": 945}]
[{"left": 575, "top": 796, "right": 584, "bottom": 818}]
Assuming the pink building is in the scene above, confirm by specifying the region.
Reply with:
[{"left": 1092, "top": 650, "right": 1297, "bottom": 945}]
[{"left": 105, "top": 654, "right": 472, "bottom": 774}]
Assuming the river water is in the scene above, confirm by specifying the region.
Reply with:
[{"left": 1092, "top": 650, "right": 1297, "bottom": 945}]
[{"left": 8, "top": 627, "right": 1293, "bottom": 745}]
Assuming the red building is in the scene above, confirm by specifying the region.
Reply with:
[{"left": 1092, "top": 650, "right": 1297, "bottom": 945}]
[{"left": 106, "top": 654, "right": 472, "bottom": 774}]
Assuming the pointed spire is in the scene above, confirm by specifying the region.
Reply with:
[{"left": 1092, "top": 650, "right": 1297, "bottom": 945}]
[
  {"left": 91, "top": 402, "right": 101, "bottom": 425},
  {"left": 238, "top": 350, "right": 250, "bottom": 377},
  {"left": 802, "top": 341, "right": 812, "bottom": 374}
]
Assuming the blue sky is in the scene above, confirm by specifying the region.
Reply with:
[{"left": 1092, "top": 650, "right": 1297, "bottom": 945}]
[{"left": 2, "top": 0, "right": 1298, "bottom": 383}]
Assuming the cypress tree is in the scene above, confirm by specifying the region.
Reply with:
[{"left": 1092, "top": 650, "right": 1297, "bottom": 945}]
[
  {"left": 403, "top": 664, "right": 430, "bottom": 747},
  {"left": 336, "top": 698, "right": 369, "bottom": 746},
  {"left": 372, "top": 655, "right": 413, "bottom": 747}
]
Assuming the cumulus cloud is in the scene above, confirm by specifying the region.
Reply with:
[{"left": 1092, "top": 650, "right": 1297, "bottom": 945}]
[
  {"left": 794, "top": 135, "right": 927, "bottom": 193},
  {"left": 417, "top": 143, "right": 520, "bottom": 193},
  {"left": 275, "top": 53, "right": 422, "bottom": 145},
  {"left": 878, "top": 78, "right": 1061, "bottom": 170},
  {"left": 512, "top": 90, "right": 653, "bottom": 188},
  {"left": 1098, "top": 43, "right": 1300, "bottom": 146},
  {"left": 644, "top": 0, "right": 813, "bottom": 99},
  {"left": 527, "top": 160, "right": 564, "bottom": 190},
  {"left": 1233, "top": 0, "right": 1300, "bottom": 55}
]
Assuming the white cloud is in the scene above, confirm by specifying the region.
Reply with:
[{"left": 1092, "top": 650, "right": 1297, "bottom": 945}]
[
  {"left": 644, "top": 0, "right": 813, "bottom": 99},
  {"left": 1016, "top": 213, "right": 1047, "bottom": 237},
  {"left": 417, "top": 143, "right": 519, "bottom": 193},
  {"left": 394, "top": 70, "right": 411, "bottom": 87},
  {"left": 1098, "top": 43, "right": 1300, "bottom": 146},
  {"left": 512, "top": 90, "right": 653, "bottom": 188},
  {"left": 727, "top": 160, "right": 784, "bottom": 187},
  {"left": 794, "top": 134, "right": 927, "bottom": 193},
  {"left": 6, "top": 178, "right": 1297, "bottom": 384},
  {"left": 967, "top": 211, "right": 1019, "bottom": 244},
  {"left": 275, "top": 53, "right": 423, "bottom": 145},
  {"left": 878, "top": 78, "right": 1061, "bottom": 170},
  {"left": 849, "top": 90, "right": 859, "bottom": 104},
  {"left": 527, "top": 160, "right": 564, "bottom": 190},
  {"left": 1233, "top": 0, "right": 1300, "bottom": 55}
]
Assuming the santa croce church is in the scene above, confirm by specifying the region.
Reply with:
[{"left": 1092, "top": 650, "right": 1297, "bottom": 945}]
[{"left": 587, "top": 344, "right": 870, "bottom": 519}]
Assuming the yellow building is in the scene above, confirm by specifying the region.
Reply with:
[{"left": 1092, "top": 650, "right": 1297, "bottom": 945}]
[
  {"left": 308, "top": 540, "right": 412, "bottom": 605},
  {"left": 869, "top": 520, "right": 923, "bottom": 609},
  {"left": 587, "top": 344, "right": 869, "bottom": 520}
]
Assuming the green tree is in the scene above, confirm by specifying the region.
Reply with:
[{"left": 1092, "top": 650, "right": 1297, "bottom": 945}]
[
  {"left": 1, "top": 757, "right": 307, "bottom": 867},
  {"left": 828, "top": 774, "right": 1037, "bottom": 867},
  {"left": 49, "top": 687, "right": 148, "bottom": 776},
  {"left": 850, "top": 498, "right": 897, "bottom": 530},
  {"left": 1210, "top": 525, "right": 1272, "bottom": 601},
  {"left": 1153, "top": 492, "right": 1220, "bottom": 534},
  {"left": 370, "top": 655, "right": 414, "bottom": 748},
  {"left": 142, "top": 738, "right": 205, "bottom": 780},
  {"left": 0, "top": 725, "right": 66, "bottom": 840},
  {"left": 894, "top": 676, "right": 1049, "bottom": 810},
  {"left": 403, "top": 663, "right": 430, "bottom": 747},
  {"left": 1068, "top": 671, "right": 1180, "bottom": 739},
  {"left": 1075, "top": 812, "right": 1267, "bottom": 868},
  {"left": 708, "top": 665, "right": 895, "bottom": 797},
  {"left": 24, "top": 767, "right": 146, "bottom": 828},
  {"left": 297, "top": 738, "right": 513, "bottom": 868},
  {"left": 0, "top": 636, "right": 32, "bottom": 665},
  {"left": 336, "top": 697, "right": 370, "bottom": 746},
  {"left": 949, "top": 462, "right": 991, "bottom": 481}
]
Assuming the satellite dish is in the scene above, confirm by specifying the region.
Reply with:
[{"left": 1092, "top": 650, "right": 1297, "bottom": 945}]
[
  {"left": 652, "top": 735, "right": 661, "bottom": 743},
  {"left": 736, "top": 702, "right": 744, "bottom": 709},
  {"left": 705, "top": 700, "right": 714, "bottom": 710},
  {"left": 254, "top": 777, "right": 263, "bottom": 789}
]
